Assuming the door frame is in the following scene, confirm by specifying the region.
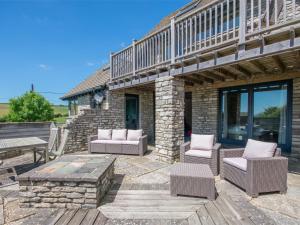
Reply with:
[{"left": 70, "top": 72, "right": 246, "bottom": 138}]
[
  {"left": 218, "top": 80, "right": 292, "bottom": 152},
  {"left": 125, "top": 94, "right": 140, "bottom": 130}
]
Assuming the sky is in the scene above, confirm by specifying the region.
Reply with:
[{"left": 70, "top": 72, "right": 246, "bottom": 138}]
[{"left": 0, "top": 0, "right": 190, "bottom": 105}]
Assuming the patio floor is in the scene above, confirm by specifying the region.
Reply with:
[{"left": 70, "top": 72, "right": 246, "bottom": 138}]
[{"left": 0, "top": 149, "right": 300, "bottom": 225}]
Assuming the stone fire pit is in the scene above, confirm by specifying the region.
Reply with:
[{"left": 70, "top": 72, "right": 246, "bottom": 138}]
[{"left": 17, "top": 154, "right": 115, "bottom": 209}]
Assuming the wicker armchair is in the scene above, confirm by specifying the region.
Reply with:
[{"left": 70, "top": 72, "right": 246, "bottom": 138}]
[
  {"left": 220, "top": 147, "right": 288, "bottom": 197},
  {"left": 180, "top": 141, "right": 221, "bottom": 176}
]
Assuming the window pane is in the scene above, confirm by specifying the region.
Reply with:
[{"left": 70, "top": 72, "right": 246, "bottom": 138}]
[
  {"left": 222, "top": 89, "right": 248, "bottom": 142},
  {"left": 253, "top": 84, "right": 287, "bottom": 144}
]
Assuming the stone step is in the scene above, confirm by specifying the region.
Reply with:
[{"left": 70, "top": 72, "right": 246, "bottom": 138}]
[
  {"left": 99, "top": 189, "right": 205, "bottom": 220},
  {"left": 99, "top": 210, "right": 194, "bottom": 220},
  {"left": 102, "top": 199, "right": 206, "bottom": 206}
]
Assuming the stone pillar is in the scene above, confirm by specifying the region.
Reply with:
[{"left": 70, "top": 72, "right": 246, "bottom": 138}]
[{"left": 155, "top": 76, "right": 185, "bottom": 163}]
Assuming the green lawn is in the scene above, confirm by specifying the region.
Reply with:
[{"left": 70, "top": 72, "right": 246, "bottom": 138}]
[{"left": 0, "top": 103, "right": 68, "bottom": 123}]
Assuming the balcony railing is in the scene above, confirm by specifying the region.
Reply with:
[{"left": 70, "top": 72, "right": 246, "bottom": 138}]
[{"left": 111, "top": 0, "right": 300, "bottom": 81}]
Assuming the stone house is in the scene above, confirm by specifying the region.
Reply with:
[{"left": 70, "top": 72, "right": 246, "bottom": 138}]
[
  {"left": 63, "top": 0, "right": 300, "bottom": 172},
  {"left": 61, "top": 64, "right": 110, "bottom": 116}
]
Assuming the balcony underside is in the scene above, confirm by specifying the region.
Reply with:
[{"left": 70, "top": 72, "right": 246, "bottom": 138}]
[{"left": 109, "top": 25, "right": 300, "bottom": 90}]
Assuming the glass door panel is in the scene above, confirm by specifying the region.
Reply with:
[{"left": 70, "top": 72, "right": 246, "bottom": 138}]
[
  {"left": 125, "top": 95, "right": 139, "bottom": 130},
  {"left": 221, "top": 89, "right": 248, "bottom": 143},
  {"left": 253, "top": 84, "right": 288, "bottom": 145}
]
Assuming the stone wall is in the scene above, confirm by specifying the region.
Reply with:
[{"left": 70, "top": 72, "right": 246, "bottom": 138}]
[
  {"left": 64, "top": 88, "right": 154, "bottom": 153},
  {"left": 125, "top": 89, "right": 155, "bottom": 144},
  {"left": 64, "top": 90, "right": 125, "bottom": 153},
  {"left": 292, "top": 78, "right": 300, "bottom": 156},
  {"left": 18, "top": 164, "right": 114, "bottom": 209},
  {"left": 191, "top": 84, "right": 219, "bottom": 137},
  {"left": 155, "top": 77, "right": 185, "bottom": 163}
]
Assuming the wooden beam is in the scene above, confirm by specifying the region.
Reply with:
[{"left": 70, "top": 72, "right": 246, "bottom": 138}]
[
  {"left": 211, "top": 69, "right": 237, "bottom": 80},
  {"left": 182, "top": 76, "right": 203, "bottom": 85},
  {"left": 202, "top": 71, "right": 225, "bottom": 81},
  {"left": 228, "top": 64, "right": 252, "bottom": 78},
  {"left": 248, "top": 60, "right": 267, "bottom": 73},
  {"left": 191, "top": 74, "right": 214, "bottom": 84},
  {"left": 212, "top": 70, "right": 300, "bottom": 88},
  {"left": 272, "top": 55, "right": 286, "bottom": 72}
]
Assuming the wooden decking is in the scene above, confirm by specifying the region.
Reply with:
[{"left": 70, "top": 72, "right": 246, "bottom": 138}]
[{"left": 38, "top": 188, "right": 275, "bottom": 225}]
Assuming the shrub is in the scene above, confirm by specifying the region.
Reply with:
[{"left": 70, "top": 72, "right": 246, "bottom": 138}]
[{"left": 7, "top": 92, "right": 54, "bottom": 122}]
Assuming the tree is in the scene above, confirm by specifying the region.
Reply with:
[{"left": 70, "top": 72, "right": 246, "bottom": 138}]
[
  {"left": 256, "top": 106, "right": 282, "bottom": 118},
  {"left": 7, "top": 92, "right": 54, "bottom": 122}
]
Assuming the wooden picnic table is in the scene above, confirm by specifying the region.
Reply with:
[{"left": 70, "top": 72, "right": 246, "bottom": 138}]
[{"left": 0, "top": 137, "right": 48, "bottom": 163}]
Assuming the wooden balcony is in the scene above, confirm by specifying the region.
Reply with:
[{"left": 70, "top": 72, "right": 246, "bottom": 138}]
[{"left": 109, "top": 0, "right": 300, "bottom": 90}]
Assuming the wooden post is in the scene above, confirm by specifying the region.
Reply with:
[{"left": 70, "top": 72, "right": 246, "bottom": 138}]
[
  {"left": 132, "top": 39, "right": 136, "bottom": 76},
  {"left": 171, "top": 17, "right": 176, "bottom": 65},
  {"left": 110, "top": 52, "right": 113, "bottom": 81},
  {"left": 239, "top": 0, "right": 247, "bottom": 45}
]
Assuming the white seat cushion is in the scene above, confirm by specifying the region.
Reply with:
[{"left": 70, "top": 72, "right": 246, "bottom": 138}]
[
  {"left": 91, "top": 140, "right": 123, "bottom": 144},
  {"left": 112, "top": 129, "right": 127, "bottom": 141},
  {"left": 191, "top": 134, "right": 214, "bottom": 150},
  {"left": 243, "top": 139, "right": 277, "bottom": 159},
  {"left": 223, "top": 157, "right": 247, "bottom": 171},
  {"left": 127, "top": 130, "right": 143, "bottom": 141},
  {"left": 122, "top": 141, "right": 139, "bottom": 145},
  {"left": 185, "top": 149, "right": 212, "bottom": 159},
  {"left": 98, "top": 129, "right": 112, "bottom": 140}
]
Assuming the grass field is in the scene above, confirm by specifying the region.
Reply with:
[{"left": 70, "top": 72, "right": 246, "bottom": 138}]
[
  {"left": 0, "top": 103, "right": 68, "bottom": 123},
  {"left": 0, "top": 103, "right": 9, "bottom": 116}
]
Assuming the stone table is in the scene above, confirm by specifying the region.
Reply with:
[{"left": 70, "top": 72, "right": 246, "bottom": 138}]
[{"left": 17, "top": 154, "right": 115, "bottom": 209}]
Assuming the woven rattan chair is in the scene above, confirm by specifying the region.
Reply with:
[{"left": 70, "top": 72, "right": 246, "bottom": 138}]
[
  {"left": 220, "top": 140, "right": 288, "bottom": 197},
  {"left": 180, "top": 134, "right": 221, "bottom": 176}
]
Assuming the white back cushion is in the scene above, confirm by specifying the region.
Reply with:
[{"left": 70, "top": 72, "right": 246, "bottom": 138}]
[
  {"left": 127, "top": 129, "right": 143, "bottom": 141},
  {"left": 112, "top": 129, "right": 127, "bottom": 141},
  {"left": 98, "top": 129, "right": 112, "bottom": 140},
  {"left": 243, "top": 139, "right": 277, "bottom": 159},
  {"left": 190, "top": 134, "right": 214, "bottom": 150}
]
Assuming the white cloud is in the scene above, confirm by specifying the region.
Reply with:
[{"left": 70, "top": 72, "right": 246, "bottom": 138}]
[
  {"left": 120, "top": 42, "right": 126, "bottom": 48},
  {"left": 39, "top": 64, "right": 49, "bottom": 70},
  {"left": 86, "top": 62, "right": 96, "bottom": 67}
]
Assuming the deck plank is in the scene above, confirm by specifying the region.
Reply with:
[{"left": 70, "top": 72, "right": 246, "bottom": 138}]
[
  {"left": 205, "top": 201, "right": 228, "bottom": 225},
  {"left": 215, "top": 195, "right": 255, "bottom": 225},
  {"left": 55, "top": 209, "right": 78, "bottom": 225},
  {"left": 43, "top": 209, "right": 66, "bottom": 225},
  {"left": 93, "top": 212, "right": 107, "bottom": 225},
  {"left": 67, "top": 209, "right": 88, "bottom": 225},
  {"left": 187, "top": 213, "right": 202, "bottom": 225},
  {"left": 79, "top": 209, "right": 99, "bottom": 225},
  {"left": 196, "top": 205, "right": 215, "bottom": 225}
]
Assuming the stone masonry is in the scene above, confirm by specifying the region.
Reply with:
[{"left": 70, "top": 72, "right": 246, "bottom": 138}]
[
  {"left": 64, "top": 90, "right": 125, "bottom": 153},
  {"left": 64, "top": 88, "right": 154, "bottom": 154},
  {"left": 155, "top": 76, "right": 185, "bottom": 163},
  {"left": 292, "top": 78, "right": 300, "bottom": 156},
  {"left": 18, "top": 156, "right": 115, "bottom": 209},
  {"left": 192, "top": 84, "right": 219, "bottom": 137}
]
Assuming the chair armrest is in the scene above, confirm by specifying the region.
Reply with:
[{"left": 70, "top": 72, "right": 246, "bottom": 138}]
[
  {"left": 88, "top": 135, "right": 98, "bottom": 143},
  {"left": 220, "top": 148, "right": 245, "bottom": 158},
  {"left": 220, "top": 148, "right": 244, "bottom": 179},
  {"left": 180, "top": 142, "right": 191, "bottom": 162},
  {"left": 247, "top": 157, "right": 288, "bottom": 195},
  {"left": 88, "top": 135, "right": 98, "bottom": 154},
  {"left": 212, "top": 143, "right": 221, "bottom": 152},
  {"left": 139, "top": 135, "right": 148, "bottom": 156}
]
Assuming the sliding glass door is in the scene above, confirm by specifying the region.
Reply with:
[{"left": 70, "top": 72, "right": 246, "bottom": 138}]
[
  {"left": 221, "top": 88, "right": 249, "bottom": 144},
  {"left": 219, "top": 81, "right": 291, "bottom": 152}
]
